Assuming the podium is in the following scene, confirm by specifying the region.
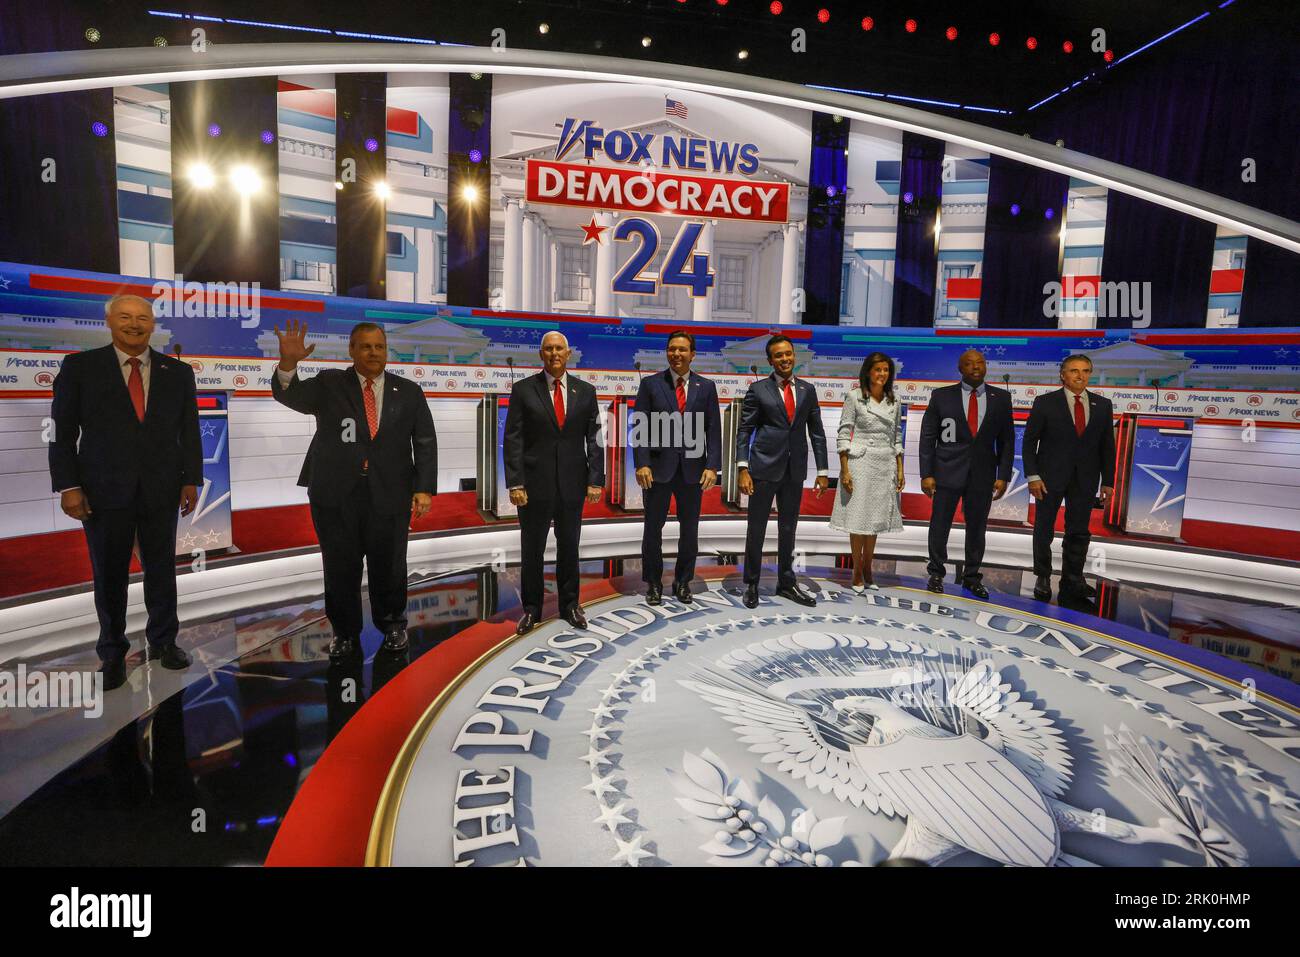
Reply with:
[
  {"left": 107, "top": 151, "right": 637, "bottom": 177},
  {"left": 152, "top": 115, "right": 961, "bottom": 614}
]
[{"left": 174, "top": 391, "right": 233, "bottom": 557}]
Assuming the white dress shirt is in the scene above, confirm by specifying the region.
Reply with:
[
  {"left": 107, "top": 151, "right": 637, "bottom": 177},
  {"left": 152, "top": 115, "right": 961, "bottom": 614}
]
[{"left": 737, "top": 372, "right": 829, "bottom": 477}]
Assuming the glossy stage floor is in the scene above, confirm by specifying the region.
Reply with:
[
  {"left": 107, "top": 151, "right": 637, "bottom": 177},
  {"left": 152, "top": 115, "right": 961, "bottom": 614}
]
[{"left": 2, "top": 553, "right": 1298, "bottom": 867}]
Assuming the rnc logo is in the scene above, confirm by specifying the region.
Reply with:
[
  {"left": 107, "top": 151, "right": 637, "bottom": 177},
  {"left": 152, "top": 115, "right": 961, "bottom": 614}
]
[
  {"left": 1127, "top": 402, "right": 1140, "bottom": 411},
  {"left": 34, "top": 371, "right": 54, "bottom": 387},
  {"left": 1164, "top": 392, "right": 1177, "bottom": 402},
  {"left": 189, "top": 359, "right": 204, "bottom": 373},
  {"left": 474, "top": 368, "right": 486, "bottom": 379},
  {"left": 1205, "top": 404, "right": 1220, "bottom": 417},
  {"left": 1248, "top": 395, "right": 1264, "bottom": 406},
  {"left": 233, "top": 374, "right": 248, "bottom": 388},
  {"left": 414, "top": 368, "right": 425, "bottom": 378},
  {"left": 446, "top": 380, "right": 457, "bottom": 390}
]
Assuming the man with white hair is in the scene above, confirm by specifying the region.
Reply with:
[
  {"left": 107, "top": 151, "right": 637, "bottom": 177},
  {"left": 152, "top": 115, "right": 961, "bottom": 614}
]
[
  {"left": 49, "top": 294, "right": 203, "bottom": 691},
  {"left": 503, "top": 331, "right": 604, "bottom": 634}
]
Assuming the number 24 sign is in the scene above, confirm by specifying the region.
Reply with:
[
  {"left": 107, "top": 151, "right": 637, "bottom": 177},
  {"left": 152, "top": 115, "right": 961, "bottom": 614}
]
[{"left": 611, "top": 218, "right": 714, "bottom": 298}]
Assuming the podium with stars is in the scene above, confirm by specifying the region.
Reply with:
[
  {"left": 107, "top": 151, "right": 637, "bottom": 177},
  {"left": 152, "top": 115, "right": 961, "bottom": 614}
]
[
  {"left": 174, "top": 392, "right": 234, "bottom": 557},
  {"left": 1110, "top": 413, "right": 1193, "bottom": 540}
]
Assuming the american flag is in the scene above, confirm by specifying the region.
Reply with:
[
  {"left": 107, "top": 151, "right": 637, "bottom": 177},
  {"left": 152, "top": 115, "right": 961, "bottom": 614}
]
[{"left": 664, "top": 98, "right": 688, "bottom": 119}]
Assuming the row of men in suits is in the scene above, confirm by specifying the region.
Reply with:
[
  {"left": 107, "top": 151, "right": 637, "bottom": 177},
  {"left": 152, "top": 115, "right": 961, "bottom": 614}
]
[{"left": 50, "top": 300, "right": 1114, "bottom": 690}]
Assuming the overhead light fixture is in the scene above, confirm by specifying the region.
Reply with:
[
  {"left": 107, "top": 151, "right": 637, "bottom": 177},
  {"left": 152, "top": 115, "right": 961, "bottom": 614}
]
[
  {"left": 905, "top": 19, "right": 918, "bottom": 33},
  {"left": 538, "top": 23, "right": 549, "bottom": 35},
  {"left": 737, "top": 49, "right": 749, "bottom": 60},
  {"left": 374, "top": 181, "right": 391, "bottom": 200},
  {"left": 462, "top": 184, "right": 480, "bottom": 203},
  {"left": 334, "top": 180, "right": 344, "bottom": 190},
  {"left": 230, "top": 165, "right": 262, "bottom": 196},
  {"left": 861, "top": 17, "right": 874, "bottom": 31},
  {"left": 642, "top": 36, "right": 652, "bottom": 47},
  {"left": 188, "top": 162, "right": 216, "bottom": 189}
]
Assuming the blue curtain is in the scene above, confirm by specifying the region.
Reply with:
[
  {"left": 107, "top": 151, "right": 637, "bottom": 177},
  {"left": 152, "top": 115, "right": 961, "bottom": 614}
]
[
  {"left": 890, "top": 133, "right": 943, "bottom": 327},
  {"left": 978, "top": 156, "right": 1068, "bottom": 328}
]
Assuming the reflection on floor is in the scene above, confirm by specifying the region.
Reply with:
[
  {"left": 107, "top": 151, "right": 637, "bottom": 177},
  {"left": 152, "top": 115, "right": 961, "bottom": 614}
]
[{"left": 0, "top": 555, "right": 1296, "bottom": 865}]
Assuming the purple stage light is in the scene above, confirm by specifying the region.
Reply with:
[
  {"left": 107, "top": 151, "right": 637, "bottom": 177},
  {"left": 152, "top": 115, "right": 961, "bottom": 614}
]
[
  {"left": 91, "top": 121, "right": 109, "bottom": 137},
  {"left": 1010, "top": 203, "right": 1021, "bottom": 216},
  {"left": 1044, "top": 207, "right": 1055, "bottom": 220},
  {"left": 468, "top": 148, "right": 483, "bottom": 163},
  {"left": 902, "top": 191, "right": 914, "bottom": 204},
  {"left": 260, "top": 130, "right": 275, "bottom": 145},
  {"left": 364, "top": 137, "right": 379, "bottom": 153},
  {"left": 826, "top": 185, "right": 837, "bottom": 197},
  {"left": 208, "top": 123, "right": 222, "bottom": 137}
]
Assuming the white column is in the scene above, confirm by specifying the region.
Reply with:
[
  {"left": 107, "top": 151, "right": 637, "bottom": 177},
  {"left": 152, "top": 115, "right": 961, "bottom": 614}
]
[
  {"left": 594, "top": 211, "right": 615, "bottom": 316},
  {"left": 546, "top": 231, "right": 558, "bottom": 313},
  {"left": 416, "top": 229, "right": 435, "bottom": 303},
  {"left": 522, "top": 211, "right": 538, "bottom": 312},
  {"left": 692, "top": 220, "right": 715, "bottom": 323},
  {"left": 778, "top": 222, "right": 801, "bottom": 325},
  {"left": 502, "top": 197, "right": 523, "bottom": 310}
]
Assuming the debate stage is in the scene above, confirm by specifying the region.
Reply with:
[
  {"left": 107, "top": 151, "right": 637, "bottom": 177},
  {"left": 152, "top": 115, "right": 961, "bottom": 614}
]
[{"left": 3, "top": 553, "right": 1296, "bottom": 868}]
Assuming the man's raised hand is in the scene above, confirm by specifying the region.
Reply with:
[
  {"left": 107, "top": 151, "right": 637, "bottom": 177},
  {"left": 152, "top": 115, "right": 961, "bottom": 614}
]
[{"left": 274, "top": 319, "right": 316, "bottom": 371}]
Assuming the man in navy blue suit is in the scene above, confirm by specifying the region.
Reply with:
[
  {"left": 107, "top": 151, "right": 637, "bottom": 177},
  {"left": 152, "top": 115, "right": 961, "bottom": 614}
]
[
  {"left": 919, "top": 349, "right": 1015, "bottom": 599},
  {"left": 736, "top": 335, "right": 829, "bottom": 608},
  {"left": 632, "top": 331, "right": 722, "bottom": 605},
  {"left": 49, "top": 294, "right": 203, "bottom": 691}
]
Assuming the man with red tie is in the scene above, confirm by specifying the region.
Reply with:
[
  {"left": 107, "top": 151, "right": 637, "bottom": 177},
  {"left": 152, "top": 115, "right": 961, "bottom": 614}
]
[
  {"left": 919, "top": 349, "right": 1015, "bottom": 599},
  {"left": 1023, "top": 354, "right": 1116, "bottom": 604},
  {"left": 272, "top": 320, "right": 437, "bottom": 659},
  {"left": 49, "top": 294, "right": 203, "bottom": 690},
  {"left": 504, "top": 331, "right": 605, "bottom": 635}
]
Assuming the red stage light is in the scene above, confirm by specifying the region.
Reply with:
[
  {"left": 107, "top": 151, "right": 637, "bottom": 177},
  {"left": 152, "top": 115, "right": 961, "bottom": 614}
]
[
  {"left": 1062, "top": 39, "right": 1074, "bottom": 53},
  {"left": 988, "top": 32, "right": 1000, "bottom": 46},
  {"left": 769, "top": 0, "right": 782, "bottom": 14},
  {"left": 945, "top": 26, "right": 958, "bottom": 41},
  {"left": 861, "top": 16, "right": 874, "bottom": 31},
  {"left": 1103, "top": 48, "right": 1114, "bottom": 62},
  {"left": 904, "top": 19, "right": 917, "bottom": 33},
  {"left": 817, "top": 8, "right": 830, "bottom": 23},
  {"left": 1026, "top": 36, "right": 1038, "bottom": 50},
  {"left": 715, "top": 0, "right": 728, "bottom": 5}
]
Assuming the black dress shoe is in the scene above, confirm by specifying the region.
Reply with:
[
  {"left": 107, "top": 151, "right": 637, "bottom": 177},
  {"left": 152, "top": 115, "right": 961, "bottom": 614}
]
[
  {"left": 646, "top": 583, "right": 663, "bottom": 606},
  {"left": 327, "top": 635, "right": 358, "bottom": 659},
  {"left": 563, "top": 605, "right": 588, "bottom": 629},
  {"left": 1062, "top": 579, "right": 1098, "bottom": 600},
  {"left": 1032, "top": 575, "right": 1052, "bottom": 601},
  {"left": 516, "top": 611, "right": 538, "bottom": 635},
  {"left": 926, "top": 576, "right": 945, "bottom": 594},
  {"left": 381, "top": 627, "right": 409, "bottom": 652},
  {"left": 742, "top": 583, "right": 759, "bottom": 609},
  {"left": 672, "top": 581, "right": 694, "bottom": 603},
  {"left": 99, "top": 658, "right": 127, "bottom": 692},
  {"left": 775, "top": 584, "right": 817, "bottom": 607},
  {"left": 962, "top": 580, "right": 990, "bottom": 600},
  {"left": 146, "top": 644, "right": 191, "bottom": 670}
]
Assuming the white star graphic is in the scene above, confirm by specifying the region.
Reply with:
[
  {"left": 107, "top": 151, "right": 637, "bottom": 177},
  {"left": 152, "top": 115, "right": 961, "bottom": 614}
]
[
  {"left": 594, "top": 801, "right": 633, "bottom": 832},
  {"left": 580, "top": 747, "right": 613, "bottom": 770},
  {"left": 582, "top": 773, "right": 622, "bottom": 800},
  {"left": 1134, "top": 440, "right": 1191, "bottom": 514},
  {"left": 611, "top": 833, "right": 654, "bottom": 866}
]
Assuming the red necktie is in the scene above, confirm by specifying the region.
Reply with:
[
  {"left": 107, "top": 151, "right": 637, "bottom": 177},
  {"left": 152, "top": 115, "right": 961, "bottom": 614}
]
[
  {"left": 553, "top": 377, "right": 566, "bottom": 429},
  {"left": 783, "top": 378, "right": 795, "bottom": 423},
  {"left": 676, "top": 376, "right": 686, "bottom": 413},
  {"left": 1073, "top": 392, "right": 1086, "bottom": 437},
  {"left": 967, "top": 389, "right": 979, "bottom": 436},
  {"left": 363, "top": 378, "right": 379, "bottom": 438},
  {"left": 126, "top": 357, "right": 145, "bottom": 422}
]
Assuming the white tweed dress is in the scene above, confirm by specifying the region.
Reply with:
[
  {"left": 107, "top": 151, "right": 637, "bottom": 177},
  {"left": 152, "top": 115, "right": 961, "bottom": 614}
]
[{"left": 828, "top": 387, "right": 904, "bottom": 536}]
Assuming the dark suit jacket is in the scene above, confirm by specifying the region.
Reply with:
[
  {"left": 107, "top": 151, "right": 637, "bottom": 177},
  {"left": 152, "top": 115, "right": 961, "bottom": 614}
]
[
  {"left": 503, "top": 371, "right": 605, "bottom": 502},
  {"left": 49, "top": 345, "right": 202, "bottom": 511},
  {"left": 736, "top": 373, "right": 829, "bottom": 483},
  {"left": 271, "top": 367, "right": 437, "bottom": 513},
  {"left": 630, "top": 369, "right": 722, "bottom": 483},
  {"left": 1022, "top": 388, "right": 1116, "bottom": 494},
  {"left": 919, "top": 383, "right": 1015, "bottom": 490}
]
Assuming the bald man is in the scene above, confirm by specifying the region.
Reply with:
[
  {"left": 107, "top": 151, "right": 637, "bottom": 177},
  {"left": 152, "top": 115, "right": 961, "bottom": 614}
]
[
  {"left": 49, "top": 295, "right": 203, "bottom": 691},
  {"left": 503, "top": 332, "right": 604, "bottom": 635}
]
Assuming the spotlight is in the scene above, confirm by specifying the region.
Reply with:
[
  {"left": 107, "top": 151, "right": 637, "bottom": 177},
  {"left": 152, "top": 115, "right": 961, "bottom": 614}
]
[
  {"left": 260, "top": 130, "right": 275, "bottom": 145},
  {"left": 817, "top": 9, "right": 830, "bottom": 24},
  {"left": 230, "top": 165, "right": 262, "bottom": 196},
  {"left": 91, "top": 121, "right": 109, "bottom": 138},
  {"left": 1010, "top": 203, "right": 1021, "bottom": 216},
  {"left": 1026, "top": 36, "right": 1038, "bottom": 50},
  {"left": 538, "top": 23, "right": 549, "bottom": 34},
  {"left": 153, "top": 36, "right": 167, "bottom": 48},
  {"left": 1044, "top": 208, "right": 1055, "bottom": 220},
  {"left": 334, "top": 181, "right": 344, "bottom": 190},
  {"left": 465, "top": 148, "right": 481, "bottom": 164},
  {"left": 1062, "top": 39, "right": 1074, "bottom": 53},
  {"left": 861, "top": 16, "right": 874, "bottom": 31},
  {"left": 946, "top": 26, "right": 958, "bottom": 41},
  {"left": 902, "top": 191, "right": 914, "bottom": 204},
  {"left": 737, "top": 49, "right": 749, "bottom": 59},
  {"left": 826, "top": 185, "right": 837, "bottom": 197},
  {"left": 1103, "top": 48, "right": 1115, "bottom": 62},
  {"left": 642, "top": 36, "right": 652, "bottom": 47},
  {"left": 769, "top": 1, "right": 783, "bottom": 13},
  {"left": 207, "top": 123, "right": 222, "bottom": 138},
  {"left": 188, "top": 163, "right": 216, "bottom": 189},
  {"left": 364, "top": 137, "right": 379, "bottom": 153},
  {"left": 988, "top": 32, "right": 1000, "bottom": 46},
  {"left": 470, "top": 73, "right": 483, "bottom": 80},
  {"left": 84, "top": 27, "right": 101, "bottom": 43},
  {"left": 905, "top": 19, "right": 917, "bottom": 33},
  {"left": 716, "top": 0, "right": 729, "bottom": 5},
  {"left": 462, "top": 184, "right": 480, "bottom": 203}
]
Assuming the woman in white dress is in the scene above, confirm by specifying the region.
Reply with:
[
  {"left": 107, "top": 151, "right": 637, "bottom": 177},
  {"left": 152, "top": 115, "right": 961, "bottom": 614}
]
[{"left": 829, "top": 352, "right": 904, "bottom": 592}]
